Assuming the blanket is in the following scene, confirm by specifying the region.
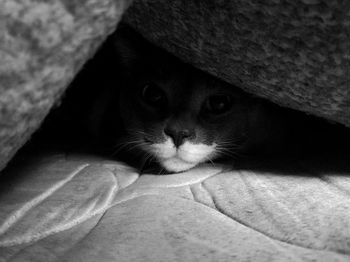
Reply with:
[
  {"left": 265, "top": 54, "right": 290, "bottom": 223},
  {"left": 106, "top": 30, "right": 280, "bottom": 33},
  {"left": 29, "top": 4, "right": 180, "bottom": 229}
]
[
  {"left": 1, "top": 152, "right": 350, "bottom": 261},
  {"left": 124, "top": 0, "right": 350, "bottom": 126},
  {"left": 0, "top": 0, "right": 131, "bottom": 172}
]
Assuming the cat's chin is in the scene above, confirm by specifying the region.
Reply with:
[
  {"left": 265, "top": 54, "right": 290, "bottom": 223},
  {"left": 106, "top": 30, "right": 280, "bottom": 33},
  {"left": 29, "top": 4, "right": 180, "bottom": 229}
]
[
  {"left": 145, "top": 138, "right": 218, "bottom": 173},
  {"left": 160, "top": 157, "right": 198, "bottom": 173}
]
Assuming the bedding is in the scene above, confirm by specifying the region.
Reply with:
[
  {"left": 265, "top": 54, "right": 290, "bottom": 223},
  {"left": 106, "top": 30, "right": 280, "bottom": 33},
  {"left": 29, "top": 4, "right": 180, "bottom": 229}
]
[
  {"left": 0, "top": 0, "right": 131, "bottom": 172},
  {"left": 1, "top": 152, "right": 350, "bottom": 261},
  {"left": 124, "top": 0, "right": 350, "bottom": 127}
]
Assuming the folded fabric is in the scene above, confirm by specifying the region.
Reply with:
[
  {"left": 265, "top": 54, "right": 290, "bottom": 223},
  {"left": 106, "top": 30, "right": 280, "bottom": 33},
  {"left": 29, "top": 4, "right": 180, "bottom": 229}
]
[
  {"left": 124, "top": 0, "right": 350, "bottom": 127},
  {"left": 1, "top": 153, "right": 350, "bottom": 261},
  {"left": 0, "top": 0, "right": 131, "bottom": 172}
]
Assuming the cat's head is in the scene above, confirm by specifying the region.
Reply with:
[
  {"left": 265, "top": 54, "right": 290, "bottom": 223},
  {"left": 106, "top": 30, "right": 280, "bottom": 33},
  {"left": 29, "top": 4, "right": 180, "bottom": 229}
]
[{"left": 113, "top": 26, "right": 269, "bottom": 173}]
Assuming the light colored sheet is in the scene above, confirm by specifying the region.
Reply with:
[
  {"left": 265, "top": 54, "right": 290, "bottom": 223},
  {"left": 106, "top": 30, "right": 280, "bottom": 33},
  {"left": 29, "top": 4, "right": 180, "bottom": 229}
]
[{"left": 0, "top": 153, "right": 349, "bottom": 261}]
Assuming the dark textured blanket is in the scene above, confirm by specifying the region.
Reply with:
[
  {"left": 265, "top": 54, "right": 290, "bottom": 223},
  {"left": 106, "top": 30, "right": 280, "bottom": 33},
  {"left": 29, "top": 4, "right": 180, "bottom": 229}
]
[{"left": 124, "top": 0, "right": 350, "bottom": 126}]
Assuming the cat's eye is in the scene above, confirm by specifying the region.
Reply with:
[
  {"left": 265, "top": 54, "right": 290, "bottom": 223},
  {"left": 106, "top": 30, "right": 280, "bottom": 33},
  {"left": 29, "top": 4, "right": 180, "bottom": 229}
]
[
  {"left": 204, "top": 94, "right": 234, "bottom": 115},
  {"left": 140, "top": 83, "right": 166, "bottom": 108}
]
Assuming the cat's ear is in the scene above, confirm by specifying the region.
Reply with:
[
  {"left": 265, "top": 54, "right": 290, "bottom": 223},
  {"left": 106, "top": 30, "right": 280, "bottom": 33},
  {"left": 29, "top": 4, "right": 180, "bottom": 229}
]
[{"left": 113, "top": 24, "right": 146, "bottom": 71}]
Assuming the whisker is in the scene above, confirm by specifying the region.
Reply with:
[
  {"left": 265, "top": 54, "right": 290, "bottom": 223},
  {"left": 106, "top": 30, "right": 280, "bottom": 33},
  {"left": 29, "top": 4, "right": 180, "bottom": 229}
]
[
  {"left": 126, "top": 142, "right": 150, "bottom": 152},
  {"left": 215, "top": 144, "right": 243, "bottom": 159},
  {"left": 111, "top": 139, "right": 150, "bottom": 157},
  {"left": 157, "top": 166, "right": 166, "bottom": 175},
  {"left": 140, "top": 152, "right": 154, "bottom": 170},
  {"left": 112, "top": 141, "right": 141, "bottom": 154},
  {"left": 205, "top": 156, "right": 216, "bottom": 168},
  {"left": 125, "top": 128, "right": 160, "bottom": 142},
  {"left": 145, "top": 152, "right": 155, "bottom": 164}
]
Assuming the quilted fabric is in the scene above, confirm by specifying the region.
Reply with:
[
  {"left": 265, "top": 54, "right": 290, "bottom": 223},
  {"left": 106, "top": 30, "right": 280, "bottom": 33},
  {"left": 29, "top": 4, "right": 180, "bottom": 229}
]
[
  {"left": 124, "top": 0, "right": 350, "bottom": 127},
  {"left": 0, "top": 0, "right": 131, "bottom": 172},
  {"left": 1, "top": 153, "right": 350, "bottom": 261}
]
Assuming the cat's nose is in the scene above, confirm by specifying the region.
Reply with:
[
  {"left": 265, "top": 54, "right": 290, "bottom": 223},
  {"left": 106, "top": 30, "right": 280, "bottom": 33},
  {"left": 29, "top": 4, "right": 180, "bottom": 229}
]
[{"left": 164, "top": 126, "right": 195, "bottom": 147}]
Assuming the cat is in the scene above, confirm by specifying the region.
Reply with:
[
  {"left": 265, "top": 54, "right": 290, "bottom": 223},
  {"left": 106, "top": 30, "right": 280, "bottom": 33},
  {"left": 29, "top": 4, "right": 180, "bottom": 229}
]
[
  {"left": 55, "top": 25, "right": 349, "bottom": 174},
  {"left": 87, "top": 26, "right": 311, "bottom": 173}
]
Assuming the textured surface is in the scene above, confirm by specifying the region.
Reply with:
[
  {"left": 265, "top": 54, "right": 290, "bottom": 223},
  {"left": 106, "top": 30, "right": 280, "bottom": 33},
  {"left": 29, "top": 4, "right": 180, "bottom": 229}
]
[
  {"left": 0, "top": 0, "right": 131, "bottom": 172},
  {"left": 124, "top": 0, "right": 350, "bottom": 127},
  {"left": 1, "top": 152, "right": 350, "bottom": 261}
]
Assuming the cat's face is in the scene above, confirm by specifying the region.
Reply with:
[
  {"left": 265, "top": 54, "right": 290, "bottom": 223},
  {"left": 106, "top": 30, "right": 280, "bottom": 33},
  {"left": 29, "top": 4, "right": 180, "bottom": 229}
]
[{"left": 115, "top": 27, "right": 266, "bottom": 172}]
